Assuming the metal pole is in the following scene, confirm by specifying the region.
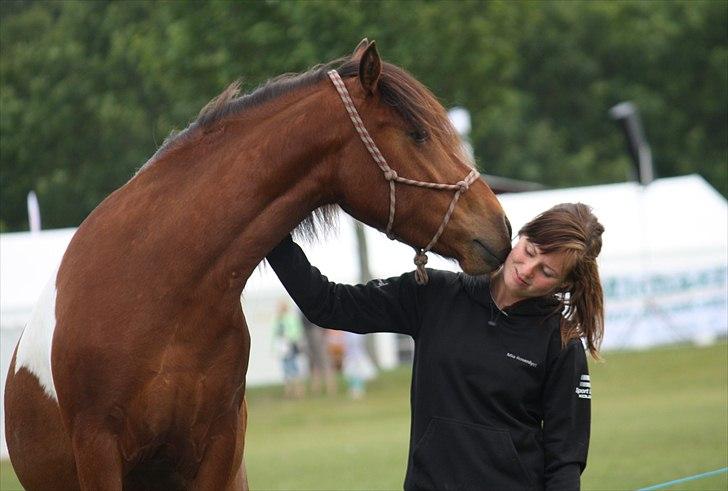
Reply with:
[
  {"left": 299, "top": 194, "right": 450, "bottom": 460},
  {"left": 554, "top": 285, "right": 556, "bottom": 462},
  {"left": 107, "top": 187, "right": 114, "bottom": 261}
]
[{"left": 609, "top": 101, "right": 655, "bottom": 185}]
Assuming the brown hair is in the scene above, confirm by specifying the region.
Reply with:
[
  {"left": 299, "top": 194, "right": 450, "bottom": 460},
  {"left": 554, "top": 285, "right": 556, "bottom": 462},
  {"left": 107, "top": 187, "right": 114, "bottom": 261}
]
[{"left": 519, "top": 203, "right": 605, "bottom": 358}]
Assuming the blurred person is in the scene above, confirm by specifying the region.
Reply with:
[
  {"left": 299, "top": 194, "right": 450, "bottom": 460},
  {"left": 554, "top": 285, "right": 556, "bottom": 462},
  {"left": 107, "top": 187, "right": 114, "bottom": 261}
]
[
  {"left": 267, "top": 203, "right": 604, "bottom": 490},
  {"left": 272, "top": 300, "right": 306, "bottom": 398},
  {"left": 300, "top": 312, "right": 338, "bottom": 395},
  {"left": 342, "top": 331, "right": 377, "bottom": 399},
  {"left": 325, "top": 329, "right": 345, "bottom": 372}
]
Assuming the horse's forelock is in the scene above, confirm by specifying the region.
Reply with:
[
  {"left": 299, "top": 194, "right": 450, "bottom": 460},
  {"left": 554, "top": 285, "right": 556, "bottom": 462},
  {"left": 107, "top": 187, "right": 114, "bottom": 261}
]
[
  {"left": 377, "top": 63, "right": 466, "bottom": 163},
  {"left": 338, "top": 60, "right": 467, "bottom": 165}
]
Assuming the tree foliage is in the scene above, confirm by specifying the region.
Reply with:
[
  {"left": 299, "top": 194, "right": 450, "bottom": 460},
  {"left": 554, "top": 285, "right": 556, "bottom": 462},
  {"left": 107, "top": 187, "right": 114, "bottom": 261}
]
[{"left": 1, "top": 0, "right": 725, "bottom": 231}]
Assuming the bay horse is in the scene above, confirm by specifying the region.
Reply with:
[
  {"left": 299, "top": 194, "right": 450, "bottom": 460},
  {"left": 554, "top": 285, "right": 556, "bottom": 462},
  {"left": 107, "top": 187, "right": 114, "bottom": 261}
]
[{"left": 4, "top": 40, "right": 511, "bottom": 490}]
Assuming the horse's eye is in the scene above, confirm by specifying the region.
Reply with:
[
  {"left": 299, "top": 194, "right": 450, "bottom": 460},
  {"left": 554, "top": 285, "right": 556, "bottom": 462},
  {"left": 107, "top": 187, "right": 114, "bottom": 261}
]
[{"left": 409, "top": 129, "right": 428, "bottom": 144}]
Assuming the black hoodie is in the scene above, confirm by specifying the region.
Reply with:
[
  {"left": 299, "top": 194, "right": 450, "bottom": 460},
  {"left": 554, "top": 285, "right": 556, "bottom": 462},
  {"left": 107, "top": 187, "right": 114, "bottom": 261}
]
[{"left": 267, "top": 237, "right": 590, "bottom": 490}]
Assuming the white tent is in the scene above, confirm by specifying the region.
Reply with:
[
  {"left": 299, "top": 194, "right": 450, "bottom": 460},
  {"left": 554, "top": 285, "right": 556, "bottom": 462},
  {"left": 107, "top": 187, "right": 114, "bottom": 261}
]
[{"left": 2, "top": 174, "right": 726, "bottom": 457}]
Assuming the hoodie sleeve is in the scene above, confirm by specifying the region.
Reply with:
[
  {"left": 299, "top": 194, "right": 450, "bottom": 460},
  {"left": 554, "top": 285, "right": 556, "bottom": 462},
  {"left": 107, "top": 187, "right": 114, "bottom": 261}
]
[
  {"left": 541, "top": 331, "right": 591, "bottom": 491},
  {"left": 266, "top": 235, "right": 422, "bottom": 337}
]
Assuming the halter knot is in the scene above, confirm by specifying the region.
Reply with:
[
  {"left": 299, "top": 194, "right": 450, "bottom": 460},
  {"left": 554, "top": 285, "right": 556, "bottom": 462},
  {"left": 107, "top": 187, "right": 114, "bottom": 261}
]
[
  {"left": 413, "top": 250, "right": 429, "bottom": 285},
  {"left": 384, "top": 169, "right": 398, "bottom": 181},
  {"left": 456, "top": 179, "right": 471, "bottom": 192}
]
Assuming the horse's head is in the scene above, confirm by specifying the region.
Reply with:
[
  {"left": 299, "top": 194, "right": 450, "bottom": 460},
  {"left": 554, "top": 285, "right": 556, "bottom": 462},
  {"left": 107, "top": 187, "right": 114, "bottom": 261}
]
[{"left": 330, "top": 40, "right": 511, "bottom": 275}]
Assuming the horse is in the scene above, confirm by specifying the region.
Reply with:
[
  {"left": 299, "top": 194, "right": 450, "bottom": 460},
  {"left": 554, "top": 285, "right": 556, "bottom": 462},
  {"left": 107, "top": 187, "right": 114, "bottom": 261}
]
[{"left": 4, "top": 39, "right": 511, "bottom": 490}]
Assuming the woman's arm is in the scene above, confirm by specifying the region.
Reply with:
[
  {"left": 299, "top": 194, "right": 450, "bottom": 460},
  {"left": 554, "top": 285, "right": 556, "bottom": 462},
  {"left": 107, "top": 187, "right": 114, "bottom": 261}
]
[
  {"left": 541, "top": 333, "right": 591, "bottom": 491},
  {"left": 266, "top": 236, "right": 422, "bottom": 337}
]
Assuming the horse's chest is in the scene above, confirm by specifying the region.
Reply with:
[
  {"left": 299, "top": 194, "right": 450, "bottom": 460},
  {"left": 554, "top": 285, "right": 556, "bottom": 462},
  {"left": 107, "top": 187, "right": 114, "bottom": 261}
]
[
  {"left": 121, "top": 362, "right": 245, "bottom": 466},
  {"left": 137, "top": 339, "right": 244, "bottom": 416}
]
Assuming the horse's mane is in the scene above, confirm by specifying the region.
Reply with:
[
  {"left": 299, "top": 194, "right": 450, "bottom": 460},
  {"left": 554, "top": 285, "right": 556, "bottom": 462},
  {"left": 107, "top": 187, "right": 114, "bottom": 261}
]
[{"left": 145, "top": 53, "right": 465, "bottom": 241}]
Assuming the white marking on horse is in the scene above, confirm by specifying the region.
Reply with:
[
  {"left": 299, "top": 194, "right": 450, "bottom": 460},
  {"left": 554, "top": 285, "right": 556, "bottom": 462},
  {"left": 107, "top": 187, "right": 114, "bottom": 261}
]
[{"left": 15, "top": 269, "right": 59, "bottom": 401}]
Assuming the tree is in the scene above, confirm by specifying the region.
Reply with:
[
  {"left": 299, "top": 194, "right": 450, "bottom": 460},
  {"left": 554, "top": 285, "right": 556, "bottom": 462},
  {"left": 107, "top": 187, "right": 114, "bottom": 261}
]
[{"left": 1, "top": 0, "right": 725, "bottom": 231}]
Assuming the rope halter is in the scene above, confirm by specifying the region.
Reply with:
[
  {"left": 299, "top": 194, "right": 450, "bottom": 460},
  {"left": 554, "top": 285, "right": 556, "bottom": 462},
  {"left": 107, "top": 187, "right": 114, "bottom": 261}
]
[{"left": 328, "top": 70, "right": 480, "bottom": 285}]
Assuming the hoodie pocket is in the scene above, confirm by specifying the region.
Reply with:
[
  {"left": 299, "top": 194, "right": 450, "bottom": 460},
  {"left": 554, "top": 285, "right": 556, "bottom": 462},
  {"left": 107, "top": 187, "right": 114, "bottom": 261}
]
[{"left": 410, "top": 417, "right": 535, "bottom": 490}]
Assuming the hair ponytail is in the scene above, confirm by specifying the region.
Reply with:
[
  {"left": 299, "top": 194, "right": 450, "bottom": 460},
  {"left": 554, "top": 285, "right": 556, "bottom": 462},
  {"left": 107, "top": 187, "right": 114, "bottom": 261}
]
[{"left": 560, "top": 255, "right": 604, "bottom": 359}]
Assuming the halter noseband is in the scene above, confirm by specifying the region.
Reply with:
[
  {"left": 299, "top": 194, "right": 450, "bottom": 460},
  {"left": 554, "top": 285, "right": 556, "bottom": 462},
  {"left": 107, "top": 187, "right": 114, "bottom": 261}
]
[{"left": 328, "top": 70, "right": 480, "bottom": 285}]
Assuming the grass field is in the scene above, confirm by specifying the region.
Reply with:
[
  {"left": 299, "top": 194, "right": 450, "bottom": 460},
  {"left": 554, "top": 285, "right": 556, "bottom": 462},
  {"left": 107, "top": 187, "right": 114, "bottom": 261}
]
[{"left": 1, "top": 343, "right": 726, "bottom": 490}]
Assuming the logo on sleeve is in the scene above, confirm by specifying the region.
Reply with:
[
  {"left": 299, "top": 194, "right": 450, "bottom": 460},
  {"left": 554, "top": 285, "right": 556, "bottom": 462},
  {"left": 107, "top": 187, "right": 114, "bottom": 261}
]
[{"left": 575, "top": 374, "right": 591, "bottom": 399}]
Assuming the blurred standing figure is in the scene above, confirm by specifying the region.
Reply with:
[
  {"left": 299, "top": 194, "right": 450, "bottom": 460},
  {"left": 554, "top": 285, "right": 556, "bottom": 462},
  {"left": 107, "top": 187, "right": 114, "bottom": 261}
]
[
  {"left": 300, "top": 313, "right": 338, "bottom": 395},
  {"left": 325, "top": 330, "right": 345, "bottom": 371},
  {"left": 273, "top": 300, "right": 306, "bottom": 398},
  {"left": 342, "top": 331, "right": 377, "bottom": 399}
]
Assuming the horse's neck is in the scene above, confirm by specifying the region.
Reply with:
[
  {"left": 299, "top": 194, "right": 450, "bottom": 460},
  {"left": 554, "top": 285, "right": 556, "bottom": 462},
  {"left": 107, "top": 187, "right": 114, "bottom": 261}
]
[{"left": 133, "top": 85, "right": 341, "bottom": 289}]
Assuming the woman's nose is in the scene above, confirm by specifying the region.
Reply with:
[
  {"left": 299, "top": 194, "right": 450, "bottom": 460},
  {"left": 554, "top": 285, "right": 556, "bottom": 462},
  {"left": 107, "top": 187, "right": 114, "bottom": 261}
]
[{"left": 520, "top": 261, "right": 535, "bottom": 279}]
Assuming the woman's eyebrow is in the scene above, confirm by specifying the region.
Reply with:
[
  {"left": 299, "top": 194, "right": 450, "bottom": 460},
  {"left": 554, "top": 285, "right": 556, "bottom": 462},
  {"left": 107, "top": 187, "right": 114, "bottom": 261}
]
[{"left": 532, "top": 243, "right": 563, "bottom": 276}]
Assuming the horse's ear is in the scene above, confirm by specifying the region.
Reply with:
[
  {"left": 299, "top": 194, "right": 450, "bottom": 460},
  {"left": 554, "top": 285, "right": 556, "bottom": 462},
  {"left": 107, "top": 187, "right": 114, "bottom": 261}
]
[
  {"left": 352, "top": 38, "right": 370, "bottom": 59},
  {"left": 358, "top": 41, "right": 381, "bottom": 95}
]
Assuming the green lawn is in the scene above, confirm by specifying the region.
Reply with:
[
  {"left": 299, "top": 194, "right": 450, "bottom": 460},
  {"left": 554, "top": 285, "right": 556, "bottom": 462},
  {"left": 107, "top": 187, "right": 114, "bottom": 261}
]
[{"left": 2, "top": 343, "right": 726, "bottom": 490}]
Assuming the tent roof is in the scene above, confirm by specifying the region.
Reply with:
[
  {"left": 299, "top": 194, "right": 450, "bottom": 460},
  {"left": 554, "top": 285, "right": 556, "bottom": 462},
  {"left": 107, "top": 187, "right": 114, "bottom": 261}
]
[{"left": 499, "top": 174, "right": 726, "bottom": 259}]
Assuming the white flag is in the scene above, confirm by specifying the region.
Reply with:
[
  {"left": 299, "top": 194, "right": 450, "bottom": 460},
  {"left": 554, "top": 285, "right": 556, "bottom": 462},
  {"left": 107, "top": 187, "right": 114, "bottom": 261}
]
[{"left": 27, "top": 190, "right": 41, "bottom": 233}]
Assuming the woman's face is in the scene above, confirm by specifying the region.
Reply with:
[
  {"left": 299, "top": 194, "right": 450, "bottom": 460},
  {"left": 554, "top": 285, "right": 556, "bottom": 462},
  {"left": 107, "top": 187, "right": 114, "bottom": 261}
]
[{"left": 501, "top": 236, "right": 569, "bottom": 300}]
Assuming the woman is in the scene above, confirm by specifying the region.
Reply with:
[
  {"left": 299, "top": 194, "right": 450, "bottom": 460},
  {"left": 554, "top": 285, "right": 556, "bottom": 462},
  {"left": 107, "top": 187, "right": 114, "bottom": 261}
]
[{"left": 267, "top": 203, "right": 604, "bottom": 490}]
